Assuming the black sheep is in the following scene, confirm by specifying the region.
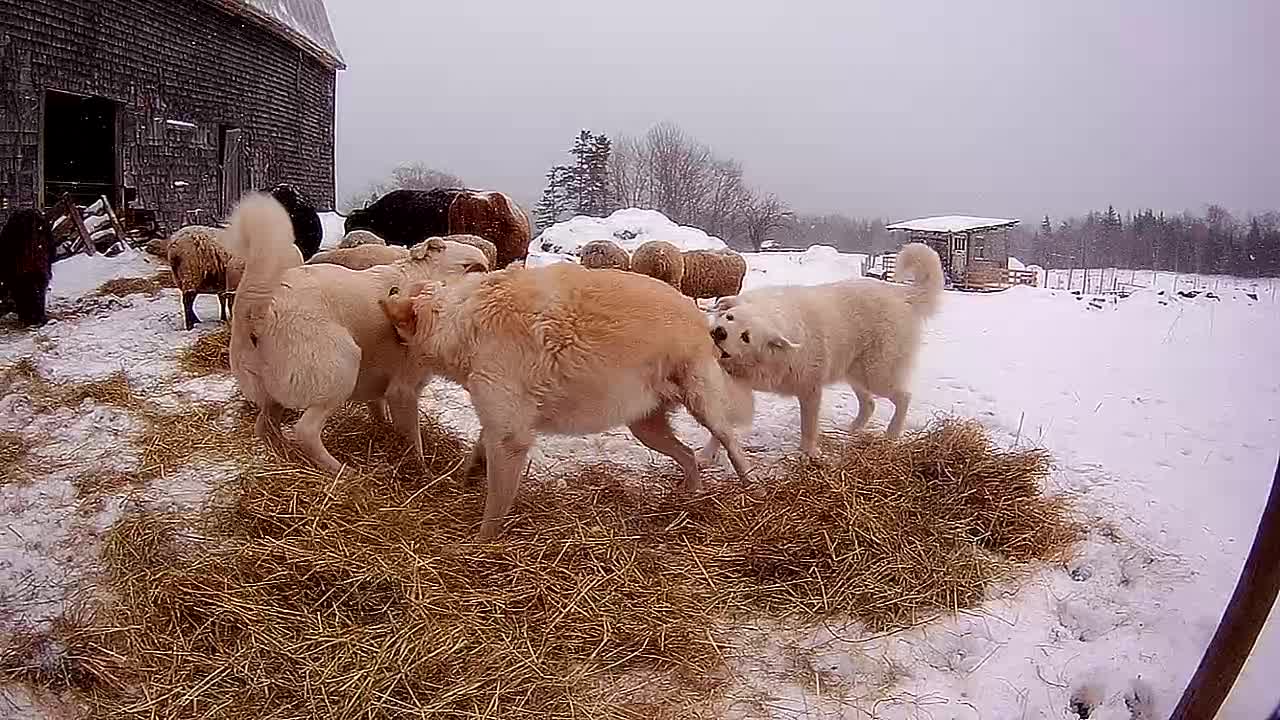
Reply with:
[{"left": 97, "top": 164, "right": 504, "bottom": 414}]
[
  {"left": 263, "top": 183, "right": 323, "bottom": 260},
  {"left": 344, "top": 187, "right": 470, "bottom": 247},
  {"left": 0, "top": 209, "right": 57, "bottom": 326}
]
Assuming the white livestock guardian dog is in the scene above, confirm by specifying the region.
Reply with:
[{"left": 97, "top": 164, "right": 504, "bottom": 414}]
[{"left": 700, "top": 242, "right": 945, "bottom": 460}]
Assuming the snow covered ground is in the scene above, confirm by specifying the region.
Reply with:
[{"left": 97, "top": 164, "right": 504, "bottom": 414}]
[{"left": 2, "top": 244, "right": 1278, "bottom": 718}]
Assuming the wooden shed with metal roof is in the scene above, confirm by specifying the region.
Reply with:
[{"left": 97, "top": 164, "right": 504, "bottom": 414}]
[{"left": 885, "top": 215, "right": 1034, "bottom": 289}]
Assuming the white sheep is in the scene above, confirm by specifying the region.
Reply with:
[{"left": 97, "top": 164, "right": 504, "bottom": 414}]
[
  {"left": 337, "top": 229, "right": 387, "bottom": 248},
  {"left": 630, "top": 240, "right": 684, "bottom": 290},
  {"left": 680, "top": 248, "right": 747, "bottom": 300},
  {"left": 166, "top": 226, "right": 232, "bottom": 330},
  {"left": 579, "top": 240, "right": 631, "bottom": 271}
]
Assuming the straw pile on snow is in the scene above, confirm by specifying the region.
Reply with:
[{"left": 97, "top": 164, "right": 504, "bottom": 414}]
[
  {"left": 176, "top": 326, "right": 231, "bottom": 375},
  {"left": 1, "top": 412, "right": 1079, "bottom": 718}
]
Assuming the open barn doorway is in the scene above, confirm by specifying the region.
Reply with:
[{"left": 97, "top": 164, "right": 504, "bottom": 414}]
[{"left": 42, "top": 90, "right": 119, "bottom": 209}]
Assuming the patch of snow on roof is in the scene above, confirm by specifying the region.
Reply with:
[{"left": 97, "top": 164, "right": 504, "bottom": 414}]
[
  {"left": 536, "top": 209, "right": 728, "bottom": 255},
  {"left": 236, "top": 0, "right": 344, "bottom": 65},
  {"left": 885, "top": 215, "right": 1019, "bottom": 233}
]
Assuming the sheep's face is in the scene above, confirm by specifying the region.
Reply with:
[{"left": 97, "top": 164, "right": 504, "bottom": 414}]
[{"left": 708, "top": 302, "right": 799, "bottom": 368}]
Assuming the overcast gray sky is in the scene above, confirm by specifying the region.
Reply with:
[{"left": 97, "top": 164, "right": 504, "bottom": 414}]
[{"left": 325, "top": 0, "right": 1277, "bottom": 222}]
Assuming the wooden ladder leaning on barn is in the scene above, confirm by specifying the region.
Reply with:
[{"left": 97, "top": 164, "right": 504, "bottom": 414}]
[{"left": 47, "top": 193, "right": 130, "bottom": 259}]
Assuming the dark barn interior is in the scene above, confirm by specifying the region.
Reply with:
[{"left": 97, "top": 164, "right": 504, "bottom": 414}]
[{"left": 42, "top": 90, "right": 119, "bottom": 208}]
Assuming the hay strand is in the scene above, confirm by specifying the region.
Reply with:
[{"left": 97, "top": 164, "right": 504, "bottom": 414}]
[{"left": 176, "top": 326, "right": 232, "bottom": 376}]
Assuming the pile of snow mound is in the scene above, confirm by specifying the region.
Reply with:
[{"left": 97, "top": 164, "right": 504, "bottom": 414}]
[
  {"left": 799, "top": 244, "right": 840, "bottom": 263},
  {"left": 536, "top": 209, "right": 728, "bottom": 255}
]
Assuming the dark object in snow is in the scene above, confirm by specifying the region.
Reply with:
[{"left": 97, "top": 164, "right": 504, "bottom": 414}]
[
  {"left": 0, "top": 209, "right": 57, "bottom": 326},
  {"left": 344, "top": 188, "right": 469, "bottom": 248},
  {"left": 1157, "top": 290, "right": 1166, "bottom": 296},
  {"left": 263, "top": 183, "right": 323, "bottom": 260},
  {"left": 1178, "top": 290, "right": 1200, "bottom": 299},
  {"left": 1205, "top": 292, "right": 1220, "bottom": 301},
  {"left": 1246, "top": 292, "right": 1258, "bottom": 301}
]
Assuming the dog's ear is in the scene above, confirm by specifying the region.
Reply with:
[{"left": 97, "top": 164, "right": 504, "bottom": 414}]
[
  {"left": 381, "top": 283, "right": 429, "bottom": 342},
  {"left": 409, "top": 237, "right": 448, "bottom": 261},
  {"left": 765, "top": 332, "right": 800, "bottom": 351},
  {"left": 714, "top": 296, "right": 739, "bottom": 312}
]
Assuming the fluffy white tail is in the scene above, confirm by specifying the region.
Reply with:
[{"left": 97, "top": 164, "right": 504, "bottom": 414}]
[
  {"left": 225, "top": 192, "right": 302, "bottom": 298},
  {"left": 894, "top": 242, "right": 945, "bottom": 318}
]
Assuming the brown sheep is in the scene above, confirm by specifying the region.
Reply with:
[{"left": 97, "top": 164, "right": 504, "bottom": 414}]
[
  {"left": 308, "top": 244, "right": 410, "bottom": 271},
  {"left": 337, "top": 229, "right": 387, "bottom": 248},
  {"left": 630, "top": 240, "right": 684, "bottom": 290},
  {"left": 166, "top": 225, "right": 232, "bottom": 330},
  {"left": 447, "top": 190, "right": 531, "bottom": 268},
  {"left": 680, "top": 248, "right": 747, "bottom": 300},
  {"left": 579, "top": 240, "right": 631, "bottom": 271},
  {"left": 447, "top": 234, "right": 498, "bottom": 271}
]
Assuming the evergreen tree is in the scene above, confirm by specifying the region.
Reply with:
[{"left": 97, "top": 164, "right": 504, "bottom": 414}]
[
  {"left": 534, "top": 164, "right": 573, "bottom": 231},
  {"left": 536, "top": 130, "right": 614, "bottom": 231},
  {"left": 567, "top": 130, "right": 612, "bottom": 217}
]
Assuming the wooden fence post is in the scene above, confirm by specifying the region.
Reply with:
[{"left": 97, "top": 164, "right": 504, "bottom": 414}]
[{"left": 1170, "top": 457, "right": 1280, "bottom": 720}]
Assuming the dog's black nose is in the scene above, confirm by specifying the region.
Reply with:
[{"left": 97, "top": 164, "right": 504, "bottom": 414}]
[{"left": 710, "top": 326, "right": 727, "bottom": 342}]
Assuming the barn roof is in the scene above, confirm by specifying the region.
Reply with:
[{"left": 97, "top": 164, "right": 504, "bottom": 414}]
[
  {"left": 214, "top": 0, "right": 345, "bottom": 69},
  {"left": 885, "top": 215, "right": 1019, "bottom": 234}
]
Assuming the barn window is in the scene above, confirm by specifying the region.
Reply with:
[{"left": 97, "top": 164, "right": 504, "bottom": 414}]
[
  {"left": 42, "top": 90, "right": 119, "bottom": 209},
  {"left": 973, "top": 235, "right": 986, "bottom": 259}
]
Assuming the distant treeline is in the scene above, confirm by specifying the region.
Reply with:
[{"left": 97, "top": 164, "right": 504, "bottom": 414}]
[{"left": 776, "top": 205, "right": 1280, "bottom": 278}]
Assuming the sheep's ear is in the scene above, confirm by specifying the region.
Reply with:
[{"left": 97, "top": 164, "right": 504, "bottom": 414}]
[
  {"left": 714, "top": 295, "right": 740, "bottom": 312},
  {"left": 766, "top": 332, "right": 799, "bottom": 351},
  {"left": 463, "top": 261, "right": 487, "bottom": 274}
]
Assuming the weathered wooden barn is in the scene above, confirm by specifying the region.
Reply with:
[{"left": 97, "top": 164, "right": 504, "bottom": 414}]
[
  {"left": 0, "top": 0, "right": 343, "bottom": 233},
  {"left": 885, "top": 215, "right": 1035, "bottom": 289}
]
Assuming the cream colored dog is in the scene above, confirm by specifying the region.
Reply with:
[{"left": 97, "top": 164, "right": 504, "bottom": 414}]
[
  {"left": 225, "top": 193, "right": 490, "bottom": 474},
  {"left": 380, "top": 263, "right": 755, "bottom": 539},
  {"left": 701, "top": 242, "right": 944, "bottom": 460}
]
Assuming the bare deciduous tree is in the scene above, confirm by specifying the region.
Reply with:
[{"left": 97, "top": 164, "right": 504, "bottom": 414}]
[
  {"left": 739, "top": 193, "right": 790, "bottom": 252},
  {"left": 608, "top": 122, "right": 763, "bottom": 245}
]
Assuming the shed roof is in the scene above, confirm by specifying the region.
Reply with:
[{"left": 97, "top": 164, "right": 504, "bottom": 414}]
[
  {"left": 214, "top": 0, "right": 345, "bottom": 69},
  {"left": 885, "top": 215, "right": 1019, "bottom": 234}
]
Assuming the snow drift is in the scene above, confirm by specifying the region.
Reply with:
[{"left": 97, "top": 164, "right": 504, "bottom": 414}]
[{"left": 536, "top": 209, "right": 728, "bottom": 255}]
